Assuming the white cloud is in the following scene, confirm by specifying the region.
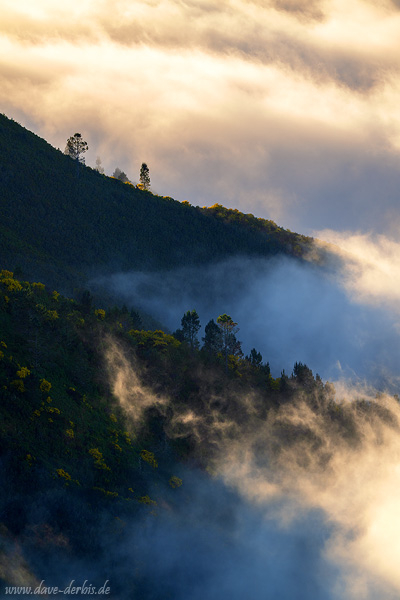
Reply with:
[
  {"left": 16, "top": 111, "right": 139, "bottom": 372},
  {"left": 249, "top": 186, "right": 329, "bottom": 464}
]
[
  {"left": 315, "top": 231, "right": 400, "bottom": 311},
  {"left": 2, "top": 0, "right": 400, "bottom": 232}
]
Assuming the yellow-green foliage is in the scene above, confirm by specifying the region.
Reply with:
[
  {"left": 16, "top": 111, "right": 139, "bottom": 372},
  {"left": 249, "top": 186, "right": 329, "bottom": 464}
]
[
  {"left": 36, "top": 304, "right": 59, "bottom": 321},
  {"left": 46, "top": 406, "right": 61, "bottom": 415},
  {"left": 138, "top": 495, "right": 157, "bottom": 506},
  {"left": 65, "top": 429, "right": 74, "bottom": 439},
  {"left": 89, "top": 448, "right": 111, "bottom": 471},
  {"left": 1, "top": 277, "right": 22, "bottom": 292},
  {"left": 129, "top": 329, "right": 180, "bottom": 352},
  {"left": 0, "top": 351, "right": 4, "bottom": 361},
  {"left": 32, "top": 282, "right": 45, "bottom": 291},
  {"left": 0, "top": 341, "right": 7, "bottom": 348},
  {"left": 169, "top": 476, "right": 183, "bottom": 489},
  {"left": 39, "top": 378, "right": 52, "bottom": 393},
  {"left": 93, "top": 487, "right": 118, "bottom": 498},
  {"left": 140, "top": 449, "right": 158, "bottom": 469},
  {"left": 56, "top": 468, "right": 71, "bottom": 482},
  {"left": 67, "top": 311, "right": 85, "bottom": 327},
  {"left": 52, "top": 290, "right": 60, "bottom": 301},
  {"left": 108, "top": 427, "right": 123, "bottom": 453},
  {"left": 16, "top": 366, "right": 30, "bottom": 379},
  {"left": 45, "top": 309, "right": 59, "bottom": 321},
  {"left": 26, "top": 454, "right": 36, "bottom": 468},
  {"left": 109, "top": 413, "right": 117, "bottom": 423},
  {"left": 269, "top": 377, "right": 281, "bottom": 391},
  {"left": 82, "top": 395, "right": 93, "bottom": 409},
  {"left": 94, "top": 309, "right": 106, "bottom": 320},
  {"left": 228, "top": 354, "right": 243, "bottom": 376}
]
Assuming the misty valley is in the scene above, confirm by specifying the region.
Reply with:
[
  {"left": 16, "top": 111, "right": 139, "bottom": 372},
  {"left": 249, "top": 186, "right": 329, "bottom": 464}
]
[{"left": 1, "top": 114, "right": 400, "bottom": 599}]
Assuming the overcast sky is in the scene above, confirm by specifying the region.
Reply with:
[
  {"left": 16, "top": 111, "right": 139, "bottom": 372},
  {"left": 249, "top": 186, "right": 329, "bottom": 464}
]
[{"left": 1, "top": 0, "right": 400, "bottom": 235}]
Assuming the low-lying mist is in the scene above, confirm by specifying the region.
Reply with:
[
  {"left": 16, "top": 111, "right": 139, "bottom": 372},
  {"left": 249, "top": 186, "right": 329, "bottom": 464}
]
[
  {"left": 102, "top": 339, "right": 400, "bottom": 600},
  {"left": 7, "top": 292, "right": 400, "bottom": 600},
  {"left": 18, "top": 231, "right": 397, "bottom": 599},
  {"left": 92, "top": 232, "right": 400, "bottom": 389}
]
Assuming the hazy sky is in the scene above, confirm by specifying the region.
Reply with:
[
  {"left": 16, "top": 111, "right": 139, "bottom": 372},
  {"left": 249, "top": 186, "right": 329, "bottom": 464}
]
[{"left": 2, "top": 0, "right": 400, "bottom": 235}]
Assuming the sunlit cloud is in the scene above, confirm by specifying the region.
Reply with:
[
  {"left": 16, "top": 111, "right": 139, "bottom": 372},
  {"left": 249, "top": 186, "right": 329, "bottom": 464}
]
[
  {"left": 107, "top": 334, "right": 400, "bottom": 598},
  {"left": 2, "top": 0, "right": 400, "bottom": 232},
  {"left": 316, "top": 231, "right": 400, "bottom": 311}
]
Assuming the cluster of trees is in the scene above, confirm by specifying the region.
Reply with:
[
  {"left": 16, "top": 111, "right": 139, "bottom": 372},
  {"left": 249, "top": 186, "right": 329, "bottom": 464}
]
[
  {"left": 110, "top": 164, "right": 151, "bottom": 190},
  {"left": 2, "top": 267, "right": 395, "bottom": 594},
  {"left": 65, "top": 133, "right": 151, "bottom": 190},
  {"left": 174, "top": 309, "right": 266, "bottom": 372},
  {"left": 169, "top": 309, "right": 338, "bottom": 400}
]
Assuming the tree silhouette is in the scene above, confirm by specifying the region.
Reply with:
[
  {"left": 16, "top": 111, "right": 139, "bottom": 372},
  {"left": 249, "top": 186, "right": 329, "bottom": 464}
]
[
  {"left": 216, "top": 314, "right": 241, "bottom": 370},
  {"left": 202, "top": 319, "right": 222, "bottom": 355},
  {"left": 64, "top": 133, "right": 88, "bottom": 178},
  {"left": 64, "top": 133, "right": 88, "bottom": 164},
  {"left": 181, "top": 310, "right": 201, "bottom": 349},
  {"left": 113, "top": 167, "right": 130, "bottom": 183},
  {"left": 139, "top": 163, "right": 151, "bottom": 190},
  {"left": 247, "top": 348, "right": 262, "bottom": 367}
]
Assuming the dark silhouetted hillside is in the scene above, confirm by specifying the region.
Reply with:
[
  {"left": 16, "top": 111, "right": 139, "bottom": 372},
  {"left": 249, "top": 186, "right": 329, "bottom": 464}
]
[{"left": 0, "top": 114, "right": 312, "bottom": 293}]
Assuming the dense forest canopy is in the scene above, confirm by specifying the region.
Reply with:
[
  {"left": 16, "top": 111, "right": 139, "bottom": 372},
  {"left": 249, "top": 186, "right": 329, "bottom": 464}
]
[{"left": 0, "top": 114, "right": 312, "bottom": 295}]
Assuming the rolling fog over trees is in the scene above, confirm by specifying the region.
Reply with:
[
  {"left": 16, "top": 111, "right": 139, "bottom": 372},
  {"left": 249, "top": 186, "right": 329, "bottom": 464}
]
[
  {"left": 94, "top": 251, "right": 400, "bottom": 390},
  {"left": 1, "top": 115, "right": 400, "bottom": 599},
  {"left": 3, "top": 0, "right": 400, "bottom": 595}
]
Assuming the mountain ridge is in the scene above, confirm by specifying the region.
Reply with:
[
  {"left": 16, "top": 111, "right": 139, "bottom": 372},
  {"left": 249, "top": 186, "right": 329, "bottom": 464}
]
[{"left": 0, "top": 113, "right": 312, "bottom": 295}]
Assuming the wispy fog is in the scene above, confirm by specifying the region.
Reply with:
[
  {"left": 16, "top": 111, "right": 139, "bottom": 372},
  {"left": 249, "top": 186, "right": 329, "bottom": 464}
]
[
  {"left": 93, "top": 233, "right": 400, "bottom": 389},
  {"left": 8, "top": 230, "right": 400, "bottom": 598},
  {"left": 12, "top": 362, "right": 400, "bottom": 598},
  {"left": 99, "top": 338, "right": 400, "bottom": 599},
  {"left": 118, "top": 474, "right": 341, "bottom": 600}
]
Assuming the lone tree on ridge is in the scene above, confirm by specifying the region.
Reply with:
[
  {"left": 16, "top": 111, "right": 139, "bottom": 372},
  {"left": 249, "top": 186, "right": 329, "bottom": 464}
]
[
  {"left": 139, "top": 163, "right": 151, "bottom": 190},
  {"left": 64, "top": 133, "right": 88, "bottom": 164}
]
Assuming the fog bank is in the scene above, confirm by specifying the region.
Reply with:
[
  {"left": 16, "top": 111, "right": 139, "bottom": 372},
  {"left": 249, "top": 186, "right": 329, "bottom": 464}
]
[{"left": 93, "top": 235, "right": 400, "bottom": 388}]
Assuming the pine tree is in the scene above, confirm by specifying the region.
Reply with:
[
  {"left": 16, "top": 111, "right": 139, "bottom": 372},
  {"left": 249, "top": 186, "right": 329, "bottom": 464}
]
[
  {"left": 113, "top": 167, "right": 130, "bottom": 183},
  {"left": 202, "top": 319, "right": 223, "bottom": 355},
  {"left": 64, "top": 133, "right": 88, "bottom": 178},
  {"left": 64, "top": 133, "right": 88, "bottom": 164},
  {"left": 139, "top": 163, "right": 151, "bottom": 190},
  {"left": 247, "top": 348, "right": 262, "bottom": 367},
  {"left": 216, "top": 314, "right": 241, "bottom": 370},
  {"left": 181, "top": 310, "right": 201, "bottom": 349}
]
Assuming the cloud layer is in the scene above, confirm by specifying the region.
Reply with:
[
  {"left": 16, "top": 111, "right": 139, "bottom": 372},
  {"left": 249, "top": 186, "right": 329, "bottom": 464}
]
[
  {"left": 103, "top": 336, "right": 400, "bottom": 599},
  {"left": 2, "top": 0, "right": 400, "bottom": 233},
  {"left": 93, "top": 236, "right": 400, "bottom": 389}
]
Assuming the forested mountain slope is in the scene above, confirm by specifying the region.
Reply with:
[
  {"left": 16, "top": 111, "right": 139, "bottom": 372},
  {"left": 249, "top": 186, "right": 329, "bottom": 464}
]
[
  {"left": 0, "top": 114, "right": 312, "bottom": 293},
  {"left": 1, "top": 116, "right": 399, "bottom": 599},
  {"left": 0, "top": 268, "right": 345, "bottom": 594},
  {"left": 1, "top": 267, "right": 397, "bottom": 597}
]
